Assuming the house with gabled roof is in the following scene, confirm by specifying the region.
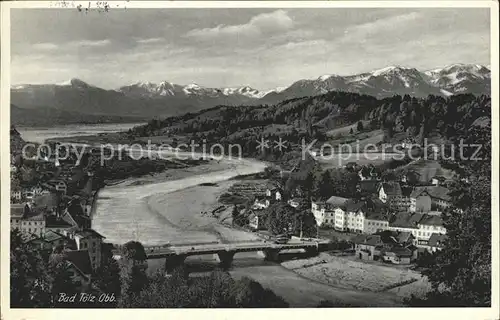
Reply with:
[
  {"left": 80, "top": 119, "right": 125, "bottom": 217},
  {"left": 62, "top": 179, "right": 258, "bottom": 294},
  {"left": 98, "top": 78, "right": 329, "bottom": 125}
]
[
  {"left": 353, "top": 234, "right": 385, "bottom": 261},
  {"left": 71, "top": 229, "right": 106, "bottom": 270},
  {"left": 410, "top": 186, "right": 451, "bottom": 212},
  {"left": 378, "top": 182, "right": 410, "bottom": 211},
  {"left": 388, "top": 212, "right": 424, "bottom": 243},
  {"left": 61, "top": 250, "right": 93, "bottom": 289},
  {"left": 417, "top": 214, "right": 446, "bottom": 243}
]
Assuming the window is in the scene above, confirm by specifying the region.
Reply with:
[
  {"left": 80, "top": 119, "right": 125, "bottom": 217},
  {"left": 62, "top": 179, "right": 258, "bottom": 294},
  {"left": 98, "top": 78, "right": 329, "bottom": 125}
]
[{"left": 92, "top": 256, "right": 96, "bottom": 261}]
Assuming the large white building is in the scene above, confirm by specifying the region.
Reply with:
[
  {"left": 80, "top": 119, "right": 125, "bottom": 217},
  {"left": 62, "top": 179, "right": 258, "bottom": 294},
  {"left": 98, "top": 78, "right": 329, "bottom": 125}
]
[
  {"left": 311, "top": 195, "right": 447, "bottom": 246},
  {"left": 311, "top": 196, "right": 350, "bottom": 227},
  {"left": 312, "top": 197, "right": 390, "bottom": 234}
]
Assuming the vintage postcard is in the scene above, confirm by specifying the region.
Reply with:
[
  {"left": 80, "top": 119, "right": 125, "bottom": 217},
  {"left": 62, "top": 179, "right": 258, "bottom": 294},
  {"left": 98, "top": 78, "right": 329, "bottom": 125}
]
[{"left": 0, "top": 1, "right": 498, "bottom": 319}]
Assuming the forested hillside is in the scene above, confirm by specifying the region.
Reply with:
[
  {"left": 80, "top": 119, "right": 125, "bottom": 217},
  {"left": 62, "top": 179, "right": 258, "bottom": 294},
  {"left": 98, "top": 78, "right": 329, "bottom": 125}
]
[{"left": 127, "top": 91, "right": 491, "bottom": 164}]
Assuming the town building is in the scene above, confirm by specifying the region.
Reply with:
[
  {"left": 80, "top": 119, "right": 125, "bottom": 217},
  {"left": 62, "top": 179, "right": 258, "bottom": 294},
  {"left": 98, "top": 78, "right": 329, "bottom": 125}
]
[
  {"left": 311, "top": 196, "right": 350, "bottom": 227},
  {"left": 71, "top": 229, "right": 105, "bottom": 270},
  {"left": 265, "top": 183, "right": 282, "bottom": 202},
  {"left": 364, "top": 211, "right": 390, "bottom": 234},
  {"left": 354, "top": 234, "right": 384, "bottom": 261},
  {"left": 11, "top": 203, "right": 28, "bottom": 231},
  {"left": 20, "top": 211, "right": 46, "bottom": 238},
  {"left": 248, "top": 211, "right": 266, "bottom": 231},
  {"left": 410, "top": 186, "right": 451, "bottom": 212},
  {"left": 387, "top": 212, "right": 424, "bottom": 243},
  {"left": 354, "top": 231, "right": 417, "bottom": 264},
  {"left": 11, "top": 189, "right": 22, "bottom": 201},
  {"left": 378, "top": 182, "right": 410, "bottom": 210},
  {"left": 419, "top": 233, "right": 447, "bottom": 253},
  {"left": 416, "top": 214, "right": 446, "bottom": 242},
  {"left": 253, "top": 198, "right": 270, "bottom": 210},
  {"left": 381, "top": 247, "right": 413, "bottom": 265},
  {"left": 62, "top": 250, "right": 93, "bottom": 289},
  {"left": 45, "top": 215, "right": 77, "bottom": 234}
]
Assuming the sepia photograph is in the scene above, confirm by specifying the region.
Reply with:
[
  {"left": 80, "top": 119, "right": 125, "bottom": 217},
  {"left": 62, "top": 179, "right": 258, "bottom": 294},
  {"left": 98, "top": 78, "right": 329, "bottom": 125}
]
[{"left": 0, "top": 0, "right": 498, "bottom": 317}]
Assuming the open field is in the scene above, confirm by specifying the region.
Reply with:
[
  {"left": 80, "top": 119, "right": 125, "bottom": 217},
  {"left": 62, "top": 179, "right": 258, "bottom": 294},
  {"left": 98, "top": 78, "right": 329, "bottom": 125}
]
[
  {"left": 395, "top": 158, "right": 455, "bottom": 182},
  {"left": 281, "top": 253, "right": 427, "bottom": 295},
  {"left": 325, "top": 120, "right": 371, "bottom": 137},
  {"left": 315, "top": 152, "right": 399, "bottom": 169}
]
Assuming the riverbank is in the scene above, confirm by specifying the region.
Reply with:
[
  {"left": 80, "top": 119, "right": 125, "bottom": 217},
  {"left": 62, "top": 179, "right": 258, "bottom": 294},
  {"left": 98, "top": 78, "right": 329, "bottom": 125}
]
[{"left": 91, "top": 155, "right": 267, "bottom": 246}]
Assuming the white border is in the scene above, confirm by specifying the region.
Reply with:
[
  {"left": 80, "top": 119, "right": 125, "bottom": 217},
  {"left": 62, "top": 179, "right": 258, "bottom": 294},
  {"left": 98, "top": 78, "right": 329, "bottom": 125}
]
[{"left": 1, "top": 1, "right": 498, "bottom": 320}]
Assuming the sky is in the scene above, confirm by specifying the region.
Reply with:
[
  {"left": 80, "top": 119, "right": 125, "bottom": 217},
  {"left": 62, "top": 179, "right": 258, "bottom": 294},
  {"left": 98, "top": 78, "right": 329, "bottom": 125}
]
[{"left": 11, "top": 7, "right": 491, "bottom": 91}]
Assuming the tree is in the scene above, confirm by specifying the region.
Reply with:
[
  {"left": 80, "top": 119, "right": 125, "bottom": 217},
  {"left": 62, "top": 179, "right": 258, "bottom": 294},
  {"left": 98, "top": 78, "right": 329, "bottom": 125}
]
[
  {"left": 356, "top": 121, "right": 364, "bottom": 132},
  {"left": 265, "top": 203, "right": 295, "bottom": 235},
  {"left": 117, "top": 241, "right": 149, "bottom": 306},
  {"left": 408, "top": 125, "right": 491, "bottom": 307},
  {"left": 349, "top": 128, "right": 354, "bottom": 135},
  {"left": 316, "top": 170, "right": 332, "bottom": 200},
  {"left": 10, "top": 230, "right": 52, "bottom": 307},
  {"left": 128, "top": 267, "right": 190, "bottom": 308},
  {"left": 48, "top": 255, "right": 78, "bottom": 307},
  {"left": 231, "top": 276, "right": 288, "bottom": 307},
  {"left": 380, "top": 170, "right": 398, "bottom": 182},
  {"left": 94, "top": 248, "right": 121, "bottom": 301}
]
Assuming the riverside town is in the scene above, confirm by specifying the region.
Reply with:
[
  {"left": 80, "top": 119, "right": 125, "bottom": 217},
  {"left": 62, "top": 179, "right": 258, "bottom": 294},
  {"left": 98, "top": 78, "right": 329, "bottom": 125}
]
[{"left": 5, "top": 3, "right": 495, "bottom": 311}]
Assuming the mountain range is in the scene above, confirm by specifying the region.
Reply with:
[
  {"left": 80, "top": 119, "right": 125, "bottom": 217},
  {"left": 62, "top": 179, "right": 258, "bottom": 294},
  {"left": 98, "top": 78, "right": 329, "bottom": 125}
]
[{"left": 11, "top": 63, "right": 490, "bottom": 126}]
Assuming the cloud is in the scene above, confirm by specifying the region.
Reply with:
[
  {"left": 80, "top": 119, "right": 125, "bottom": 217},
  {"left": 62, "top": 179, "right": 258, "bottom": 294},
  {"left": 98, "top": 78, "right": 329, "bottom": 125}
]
[
  {"left": 69, "top": 39, "right": 111, "bottom": 47},
  {"left": 33, "top": 42, "right": 58, "bottom": 50},
  {"left": 341, "top": 12, "right": 422, "bottom": 40},
  {"left": 136, "top": 38, "right": 163, "bottom": 44},
  {"left": 184, "top": 10, "right": 293, "bottom": 39}
]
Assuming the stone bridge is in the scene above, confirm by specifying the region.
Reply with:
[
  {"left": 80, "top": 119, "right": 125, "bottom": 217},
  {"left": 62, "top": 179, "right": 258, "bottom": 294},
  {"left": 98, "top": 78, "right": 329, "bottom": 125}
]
[{"left": 114, "top": 239, "right": 330, "bottom": 272}]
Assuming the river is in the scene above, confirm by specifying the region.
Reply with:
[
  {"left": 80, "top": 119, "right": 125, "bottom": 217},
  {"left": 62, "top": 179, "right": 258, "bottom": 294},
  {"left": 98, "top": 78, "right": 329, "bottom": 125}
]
[
  {"left": 16, "top": 122, "right": 144, "bottom": 144},
  {"left": 19, "top": 123, "right": 403, "bottom": 307}
]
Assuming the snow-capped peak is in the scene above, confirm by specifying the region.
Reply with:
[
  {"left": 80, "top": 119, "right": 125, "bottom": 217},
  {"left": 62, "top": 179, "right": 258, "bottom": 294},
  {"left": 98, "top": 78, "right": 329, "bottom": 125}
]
[
  {"left": 57, "top": 79, "right": 73, "bottom": 86},
  {"left": 222, "top": 86, "right": 266, "bottom": 98},
  {"left": 183, "top": 83, "right": 204, "bottom": 95},
  {"left": 318, "top": 74, "right": 333, "bottom": 81},
  {"left": 371, "top": 65, "right": 415, "bottom": 77}
]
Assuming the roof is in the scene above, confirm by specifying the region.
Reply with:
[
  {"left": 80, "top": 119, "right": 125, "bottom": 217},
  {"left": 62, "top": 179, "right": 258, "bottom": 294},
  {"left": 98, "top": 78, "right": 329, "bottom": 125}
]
[
  {"left": 24, "top": 211, "right": 45, "bottom": 221},
  {"left": 11, "top": 204, "right": 26, "bottom": 218},
  {"left": 410, "top": 186, "right": 451, "bottom": 201},
  {"left": 389, "top": 212, "right": 424, "bottom": 229},
  {"left": 325, "top": 196, "right": 350, "bottom": 208},
  {"left": 45, "top": 215, "right": 74, "bottom": 228},
  {"left": 74, "top": 229, "right": 105, "bottom": 239},
  {"left": 44, "top": 230, "right": 67, "bottom": 242},
  {"left": 419, "top": 214, "right": 444, "bottom": 227},
  {"left": 353, "top": 234, "right": 383, "bottom": 246},
  {"left": 64, "top": 250, "right": 93, "bottom": 276},
  {"left": 396, "top": 231, "right": 413, "bottom": 243},
  {"left": 401, "top": 186, "right": 413, "bottom": 197},
  {"left": 345, "top": 199, "right": 366, "bottom": 212},
  {"left": 428, "top": 233, "right": 447, "bottom": 247},
  {"left": 357, "top": 180, "right": 379, "bottom": 193},
  {"left": 34, "top": 193, "right": 59, "bottom": 208},
  {"left": 385, "top": 246, "right": 413, "bottom": 257},
  {"left": 424, "top": 186, "right": 451, "bottom": 202},
  {"left": 379, "top": 182, "right": 402, "bottom": 196}
]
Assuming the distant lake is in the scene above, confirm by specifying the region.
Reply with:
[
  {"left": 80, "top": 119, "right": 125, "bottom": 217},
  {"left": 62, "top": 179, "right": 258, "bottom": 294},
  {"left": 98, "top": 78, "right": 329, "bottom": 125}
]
[{"left": 17, "top": 122, "right": 145, "bottom": 144}]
